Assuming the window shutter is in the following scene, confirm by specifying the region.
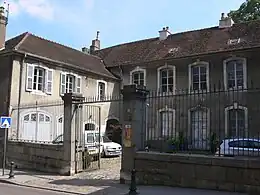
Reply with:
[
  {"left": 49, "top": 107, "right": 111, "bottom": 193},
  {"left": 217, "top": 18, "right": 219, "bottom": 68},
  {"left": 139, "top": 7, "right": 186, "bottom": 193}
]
[
  {"left": 60, "top": 73, "right": 66, "bottom": 95},
  {"left": 76, "top": 76, "right": 81, "bottom": 94},
  {"left": 26, "top": 64, "right": 34, "bottom": 91},
  {"left": 45, "top": 69, "right": 53, "bottom": 95}
]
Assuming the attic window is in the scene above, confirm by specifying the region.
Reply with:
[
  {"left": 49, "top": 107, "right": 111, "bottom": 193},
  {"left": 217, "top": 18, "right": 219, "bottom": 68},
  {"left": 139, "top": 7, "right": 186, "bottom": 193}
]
[
  {"left": 168, "top": 47, "right": 179, "bottom": 53},
  {"left": 227, "top": 38, "right": 241, "bottom": 45}
]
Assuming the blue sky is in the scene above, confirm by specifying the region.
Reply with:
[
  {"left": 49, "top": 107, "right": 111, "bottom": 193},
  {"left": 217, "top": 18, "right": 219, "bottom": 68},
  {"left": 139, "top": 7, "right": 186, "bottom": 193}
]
[{"left": 2, "top": 0, "right": 245, "bottom": 49}]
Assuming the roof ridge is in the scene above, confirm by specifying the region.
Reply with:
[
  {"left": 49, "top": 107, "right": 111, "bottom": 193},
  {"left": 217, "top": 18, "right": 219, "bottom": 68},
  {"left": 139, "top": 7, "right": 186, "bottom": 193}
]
[
  {"left": 14, "top": 32, "right": 30, "bottom": 50},
  {"left": 100, "top": 20, "right": 260, "bottom": 52},
  {"left": 28, "top": 33, "right": 110, "bottom": 63},
  {"left": 100, "top": 37, "right": 158, "bottom": 51},
  {"left": 28, "top": 33, "right": 100, "bottom": 59}
]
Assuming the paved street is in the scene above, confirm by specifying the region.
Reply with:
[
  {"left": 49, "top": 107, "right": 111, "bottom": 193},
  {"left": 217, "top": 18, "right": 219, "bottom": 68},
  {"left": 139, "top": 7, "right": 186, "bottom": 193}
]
[
  {"left": 0, "top": 183, "right": 70, "bottom": 195},
  {"left": 0, "top": 157, "right": 247, "bottom": 195},
  {"left": 0, "top": 182, "right": 247, "bottom": 195}
]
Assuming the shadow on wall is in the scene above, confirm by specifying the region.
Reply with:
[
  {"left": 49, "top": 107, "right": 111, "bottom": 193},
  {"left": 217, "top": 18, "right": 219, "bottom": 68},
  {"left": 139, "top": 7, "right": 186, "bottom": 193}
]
[
  {"left": 106, "top": 83, "right": 123, "bottom": 145},
  {"left": 106, "top": 119, "right": 122, "bottom": 145}
]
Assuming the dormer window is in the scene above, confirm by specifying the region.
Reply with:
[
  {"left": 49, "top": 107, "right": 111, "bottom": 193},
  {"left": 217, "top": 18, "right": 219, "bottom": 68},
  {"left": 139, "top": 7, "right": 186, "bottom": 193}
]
[
  {"left": 227, "top": 38, "right": 241, "bottom": 45},
  {"left": 130, "top": 66, "right": 146, "bottom": 86},
  {"left": 168, "top": 47, "right": 179, "bottom": 54}
]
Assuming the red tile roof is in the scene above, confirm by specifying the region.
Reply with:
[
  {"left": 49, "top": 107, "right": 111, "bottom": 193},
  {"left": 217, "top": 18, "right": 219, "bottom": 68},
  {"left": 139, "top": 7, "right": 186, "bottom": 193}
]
[
  {"left": 4, "top": 32, "right": 116, "bottom": 79},
  {"left": 96, "top": 20, "right": 260, "bottom": 67}
]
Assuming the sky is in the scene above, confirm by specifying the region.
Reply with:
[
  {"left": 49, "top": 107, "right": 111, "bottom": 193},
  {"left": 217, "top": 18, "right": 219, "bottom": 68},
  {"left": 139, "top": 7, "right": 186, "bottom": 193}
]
[{"left": 1, "top": 0, "right": 245, "bottom": 50}]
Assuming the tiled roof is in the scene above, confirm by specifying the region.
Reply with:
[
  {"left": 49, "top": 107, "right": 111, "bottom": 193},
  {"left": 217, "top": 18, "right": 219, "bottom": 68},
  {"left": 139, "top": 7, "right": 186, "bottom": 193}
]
[
  {"left": 96, "top": 20, "right": 260, "bottom": 67},
  {"left": 4, "top": 32, "right": 116, "bottom": 79}
]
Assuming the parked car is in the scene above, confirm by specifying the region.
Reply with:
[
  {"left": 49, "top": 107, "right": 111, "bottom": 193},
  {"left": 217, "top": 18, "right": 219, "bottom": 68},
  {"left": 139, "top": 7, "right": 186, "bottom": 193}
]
[
  {"left": 215, "top": 138, "right": 260, "bottom": 157},
  {"left": 95, "top": 133, "right": 122, "bottom": 157},
  {"left": 52, "top": 131, "right": 101, "bottom": 161}
]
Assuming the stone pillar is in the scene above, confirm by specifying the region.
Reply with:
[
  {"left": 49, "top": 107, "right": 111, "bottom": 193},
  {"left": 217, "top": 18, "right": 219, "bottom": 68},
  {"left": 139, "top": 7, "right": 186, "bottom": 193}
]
[
  {"left": 61, "top": 93, "right": 84, "bottom": 175},
  {"left": 74, "top": 98, "right": 84, "bottom": 173},
  {"left": 120, "top": 85, "right": 148, "bottom": 184}
]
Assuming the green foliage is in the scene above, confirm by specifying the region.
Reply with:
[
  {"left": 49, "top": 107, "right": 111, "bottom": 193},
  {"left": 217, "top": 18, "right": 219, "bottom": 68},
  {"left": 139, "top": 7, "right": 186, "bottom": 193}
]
[
  {"left": 167, "top": 132, "right": 185, "bottom": 152},
  {"left": 210, "top": 132, "right": 218, "bottom": 154},
  {"left": 228, "top": 0, "right": 260, "bottom": 23}
]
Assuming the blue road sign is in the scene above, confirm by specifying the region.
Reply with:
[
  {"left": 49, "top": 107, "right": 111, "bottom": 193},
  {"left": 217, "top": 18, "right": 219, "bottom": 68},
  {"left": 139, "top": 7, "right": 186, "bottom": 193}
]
[{"left": 0, "top": 117, "right": 11, "bottom": 128}]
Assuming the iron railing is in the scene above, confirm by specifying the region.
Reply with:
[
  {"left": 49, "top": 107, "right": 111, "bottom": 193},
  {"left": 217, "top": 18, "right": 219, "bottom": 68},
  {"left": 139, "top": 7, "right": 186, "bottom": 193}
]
[{"left": 143, "top": 86, "right": 260, "bottom": 157}]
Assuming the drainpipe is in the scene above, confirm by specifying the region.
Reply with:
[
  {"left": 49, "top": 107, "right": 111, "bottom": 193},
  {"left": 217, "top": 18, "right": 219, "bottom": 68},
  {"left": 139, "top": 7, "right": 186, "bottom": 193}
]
[
  {"left": 16, "top": 53, "right": 27, "bottom": 139},
  {"left": 118, "top": 65, "right": 123, "bottom": 90}
]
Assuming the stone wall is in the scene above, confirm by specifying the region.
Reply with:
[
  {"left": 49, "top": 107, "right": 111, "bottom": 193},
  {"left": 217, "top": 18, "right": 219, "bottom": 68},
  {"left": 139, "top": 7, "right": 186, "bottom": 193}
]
[
  {"left": 7, "top": 141, "right": 67, "bottom": 174},
  {"left": 134, "top": 151, "right": 260, "bottom": 193}
]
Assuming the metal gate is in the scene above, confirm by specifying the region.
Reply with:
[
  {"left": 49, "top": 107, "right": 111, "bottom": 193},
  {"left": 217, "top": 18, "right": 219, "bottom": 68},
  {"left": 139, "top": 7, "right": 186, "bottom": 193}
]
[
  {"left": 73, "top": 95, "right": 123, "bottom": 172},
  {"left": 81, "top": 104, "right": 101, "bottom": 171}
]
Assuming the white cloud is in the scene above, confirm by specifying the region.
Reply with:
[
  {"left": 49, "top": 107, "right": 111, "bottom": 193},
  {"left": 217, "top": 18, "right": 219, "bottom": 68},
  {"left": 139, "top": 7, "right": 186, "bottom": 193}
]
[
  {"left": 2, "top": 0, "right": 55, "bottom": 21},
  {"left": 0, "top": 0, "right": 96, "bottom": 24}
]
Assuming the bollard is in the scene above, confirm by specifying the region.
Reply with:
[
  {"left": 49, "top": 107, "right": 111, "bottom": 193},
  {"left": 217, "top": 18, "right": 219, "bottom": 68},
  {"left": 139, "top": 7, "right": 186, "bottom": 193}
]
[
  {"left": 145, "top": 146, "right": 149, "bottom": 152},
  {"left": 128, "top": 169, "right": 138, "bottom": 195},
  {"left": 8, "top": 161, "right": 14, "bottom": 179}
]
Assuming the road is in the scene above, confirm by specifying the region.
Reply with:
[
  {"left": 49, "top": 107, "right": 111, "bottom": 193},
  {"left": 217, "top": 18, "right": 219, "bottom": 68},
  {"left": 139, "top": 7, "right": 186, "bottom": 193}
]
[
  {"left": 0, "top": 182, "right": 247, "bottom": 195},
  {"left": 0, "top": 183, "right": 70, "bottom": 195}
]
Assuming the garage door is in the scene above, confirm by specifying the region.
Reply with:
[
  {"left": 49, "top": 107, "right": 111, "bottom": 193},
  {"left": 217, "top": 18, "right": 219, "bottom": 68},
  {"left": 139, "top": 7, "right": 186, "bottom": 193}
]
[{"left": 21, "top": 112, "right": 52, "bottom": 142}]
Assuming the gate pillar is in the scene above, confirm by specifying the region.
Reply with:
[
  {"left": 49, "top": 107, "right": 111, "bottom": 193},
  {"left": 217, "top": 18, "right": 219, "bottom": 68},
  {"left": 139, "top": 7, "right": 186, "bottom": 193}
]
[
  {"left": 62, "top": 93, "right": 84, "bottom": 175},
  {"left": 120, "top": 85, "right": 148, "bottom": 184}
]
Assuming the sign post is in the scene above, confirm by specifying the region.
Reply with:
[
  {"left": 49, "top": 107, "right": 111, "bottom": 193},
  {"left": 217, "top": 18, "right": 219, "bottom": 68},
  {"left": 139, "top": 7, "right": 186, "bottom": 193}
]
[{"left": 0, "top": 116, "right": 12, "bottom": 176}]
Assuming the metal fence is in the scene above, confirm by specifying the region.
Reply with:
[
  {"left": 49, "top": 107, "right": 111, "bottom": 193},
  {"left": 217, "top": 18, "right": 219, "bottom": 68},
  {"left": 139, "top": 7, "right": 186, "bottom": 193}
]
[
  {"left": 9, "top": 100, "right": 64, "bottom": 144},
  {"left": 143, "top": 87, "right": 260, "bottom": 157}
]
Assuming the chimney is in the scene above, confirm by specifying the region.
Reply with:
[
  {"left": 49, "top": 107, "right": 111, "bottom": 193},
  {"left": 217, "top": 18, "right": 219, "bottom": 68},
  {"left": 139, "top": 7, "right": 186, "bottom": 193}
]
[
  {"left": 159, "top": 26, "right": 170, "bottom": 41},
  {"left": 219, "top": 13, "right": 234, "bottom": 28},
  {"left": 90, "top": 31, "right": 100, "bottom": 54},
  {"left": 81, "top": 47, "right": 90, "bottom": 54},
  {"left": 0, "top": 6, "right": 7, "bottom": 49}
]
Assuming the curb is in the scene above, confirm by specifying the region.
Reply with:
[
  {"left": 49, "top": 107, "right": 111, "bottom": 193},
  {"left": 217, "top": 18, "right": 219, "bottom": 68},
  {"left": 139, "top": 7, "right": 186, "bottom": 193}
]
[{"left": 0, "top": 178, "right": 87, "bottom": 195}]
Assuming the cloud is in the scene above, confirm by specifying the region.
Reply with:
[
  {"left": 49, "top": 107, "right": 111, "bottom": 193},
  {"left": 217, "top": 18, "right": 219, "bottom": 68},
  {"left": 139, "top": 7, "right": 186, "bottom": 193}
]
[
  {"left": 0, "top": 0, "right": 96, "bottom": 24},
  {"left": 2, "top": 0, "right": 54, "bottom": 21}
]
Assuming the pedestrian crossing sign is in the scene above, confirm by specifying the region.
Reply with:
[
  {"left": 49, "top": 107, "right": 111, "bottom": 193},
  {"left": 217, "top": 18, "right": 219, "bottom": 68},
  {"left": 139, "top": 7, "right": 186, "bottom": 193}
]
[{"left": 0, "top": 116, "right": 11, "bottom": 128}]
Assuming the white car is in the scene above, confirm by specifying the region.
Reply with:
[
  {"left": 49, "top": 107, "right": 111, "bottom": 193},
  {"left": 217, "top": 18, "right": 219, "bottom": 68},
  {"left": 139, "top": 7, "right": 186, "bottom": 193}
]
[
  {"left": 215, "top": 138, "right": 260, "bottom": 157},
  {"left": 52, "top": 131, "right": 101, "bottom": 160},
  {"left": 95, "top": 133, "right": 122, "bottom": 157}
]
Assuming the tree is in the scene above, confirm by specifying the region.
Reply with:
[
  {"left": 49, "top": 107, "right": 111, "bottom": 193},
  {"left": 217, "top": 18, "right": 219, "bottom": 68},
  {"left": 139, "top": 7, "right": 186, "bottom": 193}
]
[{"left": 228, "top": 0, "right": 260, "bottom": 23}]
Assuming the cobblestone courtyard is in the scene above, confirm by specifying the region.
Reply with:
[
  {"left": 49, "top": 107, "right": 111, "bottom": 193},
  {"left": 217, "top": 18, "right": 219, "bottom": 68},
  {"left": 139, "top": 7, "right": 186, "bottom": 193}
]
[{"left": 2, "top": 156, "right": 122, "bottom": 194}]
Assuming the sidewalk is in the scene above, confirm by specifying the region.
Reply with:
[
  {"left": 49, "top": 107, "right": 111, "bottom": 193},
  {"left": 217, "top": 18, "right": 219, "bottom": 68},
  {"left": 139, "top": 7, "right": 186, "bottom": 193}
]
[{"left": 0, "top": 169, "right": 247, "bottom": 195}]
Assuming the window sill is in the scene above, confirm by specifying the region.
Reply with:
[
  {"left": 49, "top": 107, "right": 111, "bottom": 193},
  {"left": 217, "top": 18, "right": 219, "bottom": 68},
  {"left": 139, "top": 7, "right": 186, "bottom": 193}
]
[
  {"left": 188, "top": 90, "right": 209, "bottom": 94},
  {"left": 157, "top": 91, "right": 176, "bottom": 96},
  {"left": 60, "top": 92, "right": 82, "bottom": 97},
  {"left": 29, "top": 91, "right": 48, "bottom": 96},
  {"left": 225, "top": 88, "right": 248, "bottom": 92}
]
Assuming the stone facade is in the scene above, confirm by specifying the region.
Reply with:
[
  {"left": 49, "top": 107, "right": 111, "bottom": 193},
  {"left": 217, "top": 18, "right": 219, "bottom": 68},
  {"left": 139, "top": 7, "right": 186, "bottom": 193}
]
[
  {"left": 110, "top": 49, "right": 260, "bottom": 151},
  {"left": 8, "top": 55, "right": 121, "bottom": 141},
  {"left": 134, "top": 151, "right": 260, "bottom": 193}
]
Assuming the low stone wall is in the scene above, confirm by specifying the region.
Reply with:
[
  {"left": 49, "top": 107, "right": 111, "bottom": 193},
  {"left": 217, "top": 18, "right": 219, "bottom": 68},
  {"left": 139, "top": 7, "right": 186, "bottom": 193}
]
[
  {"left": 134, "top": 151, "right": 260, "bottom": 193},
  {"left": 7, "top": 141, "right": 67, "bottom": 174}
]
